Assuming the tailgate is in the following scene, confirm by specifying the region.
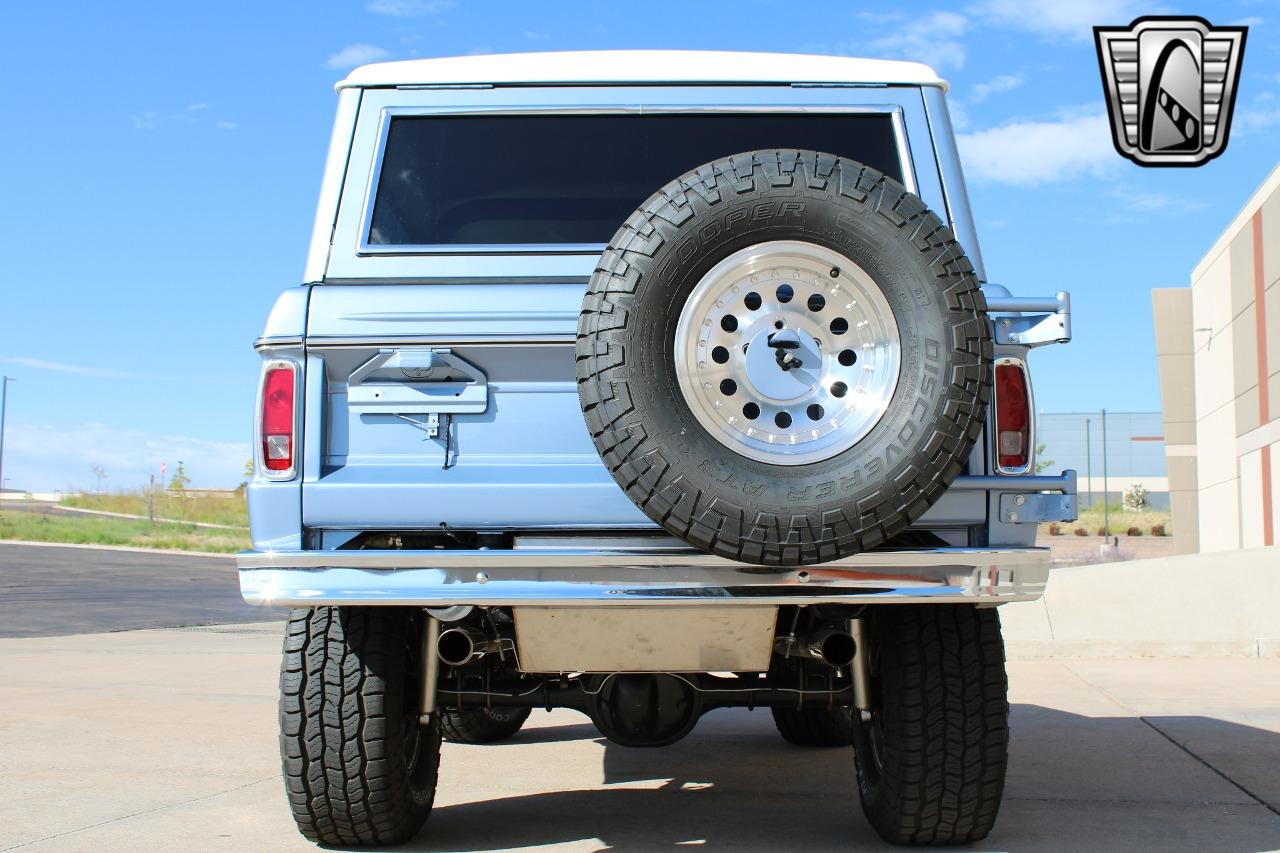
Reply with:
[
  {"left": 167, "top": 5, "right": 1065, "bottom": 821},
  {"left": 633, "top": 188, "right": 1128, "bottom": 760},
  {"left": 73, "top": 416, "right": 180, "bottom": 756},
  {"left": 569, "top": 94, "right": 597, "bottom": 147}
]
[
  {"left": 303, "top": 282, "right": 649, "bottom": 530},
  {"left": 301, "top": 282, "right": 985, "bottom": 533}
]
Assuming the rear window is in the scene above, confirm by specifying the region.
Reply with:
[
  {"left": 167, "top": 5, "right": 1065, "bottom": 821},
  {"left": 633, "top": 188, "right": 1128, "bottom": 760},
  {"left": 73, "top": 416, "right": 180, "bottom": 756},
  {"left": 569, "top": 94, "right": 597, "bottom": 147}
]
[{"left": 366, "top": 113, "right": 904, "bottom": 247}]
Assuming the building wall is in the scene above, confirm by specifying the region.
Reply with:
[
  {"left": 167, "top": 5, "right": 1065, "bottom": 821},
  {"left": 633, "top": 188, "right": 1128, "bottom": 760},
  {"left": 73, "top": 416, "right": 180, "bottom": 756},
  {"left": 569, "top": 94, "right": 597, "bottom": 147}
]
[
  {"left": 1157, "top": 163, "right": 1280, "bottom": 553},
  {"left": 1152, "top": 288, "right": 1198, "bottom": 553}
]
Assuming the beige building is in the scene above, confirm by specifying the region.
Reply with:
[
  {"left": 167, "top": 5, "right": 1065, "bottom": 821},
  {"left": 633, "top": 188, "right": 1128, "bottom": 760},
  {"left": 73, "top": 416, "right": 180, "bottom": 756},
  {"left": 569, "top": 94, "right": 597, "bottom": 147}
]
[{"left": 1154, "top": 163, "right": 1280, "bottom": 554}]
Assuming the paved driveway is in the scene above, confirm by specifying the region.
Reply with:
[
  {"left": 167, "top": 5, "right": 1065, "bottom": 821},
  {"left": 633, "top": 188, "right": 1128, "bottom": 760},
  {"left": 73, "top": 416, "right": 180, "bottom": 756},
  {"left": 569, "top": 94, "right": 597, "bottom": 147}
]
[
  {"left": 0, "top": 542, "right": 285, "bottom": 637},
  {"left": 1, "top": 626, "right": 1277, "bottom": 852}
]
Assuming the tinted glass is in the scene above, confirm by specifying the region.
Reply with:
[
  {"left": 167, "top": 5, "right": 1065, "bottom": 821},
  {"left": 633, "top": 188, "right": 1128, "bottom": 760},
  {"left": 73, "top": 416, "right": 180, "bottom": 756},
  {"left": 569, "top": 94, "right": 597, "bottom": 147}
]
[{"left": 368, "top": 113, "right": 903, "bottom": 246}]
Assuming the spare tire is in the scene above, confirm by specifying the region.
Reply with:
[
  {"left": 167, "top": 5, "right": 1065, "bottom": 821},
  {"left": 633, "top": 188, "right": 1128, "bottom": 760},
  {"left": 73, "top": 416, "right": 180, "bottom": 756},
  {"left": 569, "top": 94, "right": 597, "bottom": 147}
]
[{"left": 577, "top": 150, "right": 991, "bottom": 566}]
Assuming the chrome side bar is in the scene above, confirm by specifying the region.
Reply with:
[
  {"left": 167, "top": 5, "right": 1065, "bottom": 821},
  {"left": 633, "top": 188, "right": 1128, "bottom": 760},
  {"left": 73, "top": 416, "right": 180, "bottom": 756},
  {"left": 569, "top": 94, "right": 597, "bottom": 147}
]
[
  {"left": 984, "top": 291, "right": 1072, "bottom": 347},
  {"left": 985, "top": 295, "right": 1068, "bottom": 314},
  {"left": 238, "top": 546, "right": 1050, "bottom": 607},
  {"left": 951, "top": 470, "right": 1076, "bottom": 493}
]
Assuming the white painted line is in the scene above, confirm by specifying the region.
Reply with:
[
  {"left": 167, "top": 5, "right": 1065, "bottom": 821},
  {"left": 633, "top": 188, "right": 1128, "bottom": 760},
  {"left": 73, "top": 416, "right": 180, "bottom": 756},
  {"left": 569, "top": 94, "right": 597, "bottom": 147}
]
[{"left": 52, "top": 505, "right": 248, "bottom": 530}]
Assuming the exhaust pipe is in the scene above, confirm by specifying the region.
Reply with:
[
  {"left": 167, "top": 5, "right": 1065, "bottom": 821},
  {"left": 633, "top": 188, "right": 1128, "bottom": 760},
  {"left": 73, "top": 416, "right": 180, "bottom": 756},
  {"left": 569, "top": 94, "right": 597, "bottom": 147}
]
[
  {"left": 807, "top": 626, "right": 856, "bottom": 667},
  {"left": 776, "top": 625, "right": 857, "bottom": 667},
  {"left": 437, "top": 626, "right": 499, "bottom": 667}
]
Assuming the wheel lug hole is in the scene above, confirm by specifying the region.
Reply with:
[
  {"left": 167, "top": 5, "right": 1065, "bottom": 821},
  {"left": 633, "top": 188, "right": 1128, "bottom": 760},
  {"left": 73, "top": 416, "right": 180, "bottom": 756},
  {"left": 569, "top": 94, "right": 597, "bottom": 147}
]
[
  {"left": 719, "top": 378, "right": 737, "bottom": 396},
  {"left": 720, "top": 315, "right": 738, "bottom": 333},
  {"left": 807, "top": 294, "right": 826, "bottom": 312},
  {"left": 830, "top": 317, "right": 849, "bottom": 335},
  {"left": 776, "top": 284, "right": 794, "bottom": 304},
  {"left": 774, "top": 411, "right": 792, "bottom": 429},
  {"left": 744, "top": 292, "right": 762, "bottom": 311},
  {"left": 838, "top": 349, "right": 857, "bottom": 367},
  {"left": 742, "top": 402, "right": 760, "bottom": 420},
  {"left": 806, "top": 404, "right": 824, "bottom": 421},
  {"left": 711, "top": 346, "right": 729, "bottom": 364},
  {"left": 831, "top": 381, "right": 848, "bottom": 398}
]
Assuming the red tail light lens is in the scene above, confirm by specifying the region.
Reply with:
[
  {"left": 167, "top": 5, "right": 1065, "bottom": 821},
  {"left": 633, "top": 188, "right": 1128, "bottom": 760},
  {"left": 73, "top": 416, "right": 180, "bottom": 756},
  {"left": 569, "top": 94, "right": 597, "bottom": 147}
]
[
  {"left": 261, "top": 365, "right": 295, "bottom": 473},
  {"left": 995, "top": 362, "right": 1030, "bottom": 472}
]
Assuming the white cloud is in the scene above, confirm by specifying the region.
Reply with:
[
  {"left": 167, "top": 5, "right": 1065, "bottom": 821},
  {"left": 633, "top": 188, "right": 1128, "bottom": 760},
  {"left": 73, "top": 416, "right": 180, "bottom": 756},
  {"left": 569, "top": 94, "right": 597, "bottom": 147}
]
[
  {"left": 867, "top": 11, "right": 968, "bottom": 70},
  {"left": 1, "top": 357, "right": 133, "bottom": 380},
  {"left": 957, "top": 110, "right": 1116, "bottom": 186},
  {"left": 970, "top": 72, "right": 1024, "bottom": 103},
  {"left": 215, "top": 120, "right": 238, "bottom": 130},
  {"left": 367, "top": 0, "right": 455, "bottom": 16},
  {"left": 1238, "top": 103, "right": 1280, "bottom": 134},
  {"left": 1110, "top": 188, "right": 1207, "bottom": 214},
  {"left": 1092, "top": 187, "right": 1209, "bottom": 224},
  {"left": 3, "top": 422, "right": 249, "bottom": 492},
  {"left": 1231, "top": 16, "right": 1263, "bottom": 27},
  {"left": 326, "top": 43, "right": 391, "bottom": 70},
  {"left": 130, "top": 105, "right": 230, "bottom": 131},
  {"left": 969, "top": 0, "right": 1162, "bottom": 41}
]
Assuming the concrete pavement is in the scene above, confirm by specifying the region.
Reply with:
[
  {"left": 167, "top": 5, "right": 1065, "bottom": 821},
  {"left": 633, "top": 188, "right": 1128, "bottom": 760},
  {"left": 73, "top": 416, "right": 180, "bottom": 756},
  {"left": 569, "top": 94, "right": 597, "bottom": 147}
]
[
  {"left": 2, "top": 625, "right": 1278, "bottom": 852},
  {"left": 0, "top": 542, "right": 285, "bottom": 637}
]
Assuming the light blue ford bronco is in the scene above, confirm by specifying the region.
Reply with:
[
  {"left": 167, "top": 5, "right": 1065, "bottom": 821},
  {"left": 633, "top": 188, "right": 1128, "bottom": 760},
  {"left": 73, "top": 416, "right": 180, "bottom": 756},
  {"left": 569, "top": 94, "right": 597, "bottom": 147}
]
[{"left": 241, "top": 50, "right": 1075, "bottom": 847}]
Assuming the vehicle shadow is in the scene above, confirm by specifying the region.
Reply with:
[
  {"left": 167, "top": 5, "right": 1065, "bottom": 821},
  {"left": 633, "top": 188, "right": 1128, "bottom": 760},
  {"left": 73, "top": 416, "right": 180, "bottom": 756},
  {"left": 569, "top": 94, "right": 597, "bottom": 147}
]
[{"left": 376, "top": 704, "right": 1280, "bottom": 853}]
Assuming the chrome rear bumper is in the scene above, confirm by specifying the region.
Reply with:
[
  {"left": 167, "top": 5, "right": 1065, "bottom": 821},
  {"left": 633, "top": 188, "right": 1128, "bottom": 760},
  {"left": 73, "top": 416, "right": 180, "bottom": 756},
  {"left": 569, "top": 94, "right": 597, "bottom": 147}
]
[{"left": 238, "top": 545, "right": 1050, "bottom": 607}]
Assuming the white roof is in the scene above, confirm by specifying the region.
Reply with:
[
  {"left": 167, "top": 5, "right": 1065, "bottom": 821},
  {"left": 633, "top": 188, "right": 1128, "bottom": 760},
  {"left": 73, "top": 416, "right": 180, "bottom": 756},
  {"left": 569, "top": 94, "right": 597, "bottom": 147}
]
[{"left": 337, "top": 50, "right": 945, "bottom": 91}]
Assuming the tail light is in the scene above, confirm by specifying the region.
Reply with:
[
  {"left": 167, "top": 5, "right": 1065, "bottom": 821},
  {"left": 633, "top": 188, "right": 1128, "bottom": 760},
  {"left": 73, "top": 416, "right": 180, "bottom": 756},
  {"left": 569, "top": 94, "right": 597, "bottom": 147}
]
[
  {"left": 260, "top": 361, "right": 297, "bottom": 478},
  {"left": 994, "top": 358, "right": 1033, "bottom": 474}
]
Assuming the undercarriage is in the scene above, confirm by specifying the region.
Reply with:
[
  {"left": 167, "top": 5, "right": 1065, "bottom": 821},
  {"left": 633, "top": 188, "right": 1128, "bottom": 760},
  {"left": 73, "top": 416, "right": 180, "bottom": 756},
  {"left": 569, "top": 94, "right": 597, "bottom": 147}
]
[{"left": 425, "top": 605, "right": 870, "bottom": 748}]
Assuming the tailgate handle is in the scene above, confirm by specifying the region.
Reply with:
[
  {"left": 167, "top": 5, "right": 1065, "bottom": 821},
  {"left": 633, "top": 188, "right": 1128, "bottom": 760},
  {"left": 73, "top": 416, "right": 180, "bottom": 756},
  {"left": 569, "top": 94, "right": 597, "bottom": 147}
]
[{"left": 347, "top": 348, "right": 488, "bottom": 415}]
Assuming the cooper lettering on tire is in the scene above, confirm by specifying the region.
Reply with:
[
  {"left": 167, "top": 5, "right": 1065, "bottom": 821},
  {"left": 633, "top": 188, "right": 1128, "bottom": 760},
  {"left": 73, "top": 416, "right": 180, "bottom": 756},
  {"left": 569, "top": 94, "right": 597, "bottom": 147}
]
[{"left": 577, "top": 150, "right": 992, "bottom": 566}]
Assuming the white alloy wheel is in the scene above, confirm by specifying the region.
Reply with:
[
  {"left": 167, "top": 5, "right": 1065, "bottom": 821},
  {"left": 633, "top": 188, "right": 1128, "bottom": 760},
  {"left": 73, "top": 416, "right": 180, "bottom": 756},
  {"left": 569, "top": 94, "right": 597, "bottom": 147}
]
[{"left": 673, "top": 240, "right": 901, "bottom": 465}]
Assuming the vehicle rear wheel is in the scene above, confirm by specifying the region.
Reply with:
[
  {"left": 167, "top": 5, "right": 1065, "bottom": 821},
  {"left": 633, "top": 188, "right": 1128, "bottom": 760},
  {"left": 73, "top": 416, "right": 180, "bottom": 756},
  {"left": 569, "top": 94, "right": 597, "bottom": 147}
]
[
  {"left": 852, "top": 605, "right": 1009, "bottom": 845},
  {"left": 440, "top": 706, "right": 532, "bottom": 743},
  {"left": 577, "top": 149, "right": 991, "bottom": 566},
  {"left": 279, "top": 606, "right": 440, "bottom": 846},
  {"left": 771, "top": 705, "right": 856, "bottom": 747}
]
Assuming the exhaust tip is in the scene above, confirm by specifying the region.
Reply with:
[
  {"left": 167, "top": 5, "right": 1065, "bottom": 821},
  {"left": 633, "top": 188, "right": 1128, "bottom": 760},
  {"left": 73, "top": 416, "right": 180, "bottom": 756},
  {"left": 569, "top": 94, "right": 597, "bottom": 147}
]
[
  {"left": 437, "top": 627, "right": 480, "bottom": 667},
  {"left": 814, "top": 631, "right": 856, "bottom": 668}
]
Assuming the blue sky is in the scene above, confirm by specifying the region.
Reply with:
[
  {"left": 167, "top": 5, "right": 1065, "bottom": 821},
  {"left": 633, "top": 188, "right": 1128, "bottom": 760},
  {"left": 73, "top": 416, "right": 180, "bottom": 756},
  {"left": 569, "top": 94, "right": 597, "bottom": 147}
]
[{"left": 2, "top": 0, "right": 1278, "bottom": 491}]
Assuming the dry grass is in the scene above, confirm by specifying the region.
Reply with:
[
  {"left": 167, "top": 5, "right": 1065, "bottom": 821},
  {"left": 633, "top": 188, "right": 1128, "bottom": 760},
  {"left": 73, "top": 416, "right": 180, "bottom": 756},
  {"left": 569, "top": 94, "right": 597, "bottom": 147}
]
[
  {"left": 62, "top": 489, "right": 248, "bottom": 528},
  {"left": 0, "top": 508, "right": 249, "bottom": 553}
]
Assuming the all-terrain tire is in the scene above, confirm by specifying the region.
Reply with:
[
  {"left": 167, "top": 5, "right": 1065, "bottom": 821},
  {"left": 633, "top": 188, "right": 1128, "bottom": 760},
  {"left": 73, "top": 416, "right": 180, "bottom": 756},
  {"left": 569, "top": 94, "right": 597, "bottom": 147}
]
[
  {"left": 771, "top": 705, "right": 856, "bottom": 747},
  {"left": 279, "top": 607, "right": 440, "bottom": 846},
  {"left": 440, "top": 707, "right": 532, "bottom": 743},
  {"left": 577, "top": 150, "right": 991, "bottom": 566},
  {"left": 852, "top": 605, "right": 1009, "bottom": 845}
]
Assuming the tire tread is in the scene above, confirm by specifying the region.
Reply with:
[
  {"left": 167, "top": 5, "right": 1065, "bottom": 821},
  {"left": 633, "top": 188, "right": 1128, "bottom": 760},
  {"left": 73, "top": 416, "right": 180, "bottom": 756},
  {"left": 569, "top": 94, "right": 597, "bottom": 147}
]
[
  {"left": 440, "top": 707, "right": 532, "bottom": 744},
  {"left": 771, "top": 705, "right": 856, "bottom": 747},
  {"left": 279, "top": 607, "right": 439, "bottom": 846},
  {"left": 856, "top": 605, "right": 1008, "bottom": 845}
]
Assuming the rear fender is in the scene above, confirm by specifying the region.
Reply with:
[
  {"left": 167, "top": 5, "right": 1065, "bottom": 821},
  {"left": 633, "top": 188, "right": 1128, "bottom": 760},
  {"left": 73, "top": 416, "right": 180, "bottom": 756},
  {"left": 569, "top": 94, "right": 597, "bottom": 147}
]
[{"left": 249, "top": 287, "right": 310, "bottom": 550}]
